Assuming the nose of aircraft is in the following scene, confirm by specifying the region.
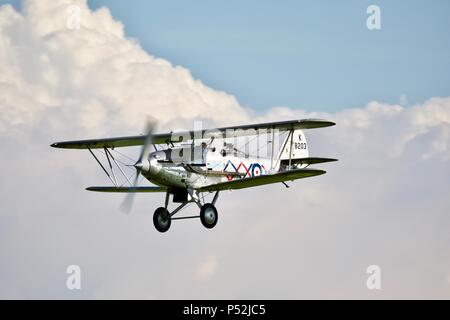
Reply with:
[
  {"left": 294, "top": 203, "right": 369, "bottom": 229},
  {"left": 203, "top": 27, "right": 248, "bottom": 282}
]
[
  {"left": 134, "top": 159, "right": 149, "bottom": 172},
  {"left": 134, "top": 155, "right": 162, "bottom": 175}
]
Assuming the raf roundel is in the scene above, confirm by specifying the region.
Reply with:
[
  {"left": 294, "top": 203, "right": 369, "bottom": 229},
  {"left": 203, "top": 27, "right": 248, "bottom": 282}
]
[{"left": 251, "top": 163, "right": 263, "bottom": 177}]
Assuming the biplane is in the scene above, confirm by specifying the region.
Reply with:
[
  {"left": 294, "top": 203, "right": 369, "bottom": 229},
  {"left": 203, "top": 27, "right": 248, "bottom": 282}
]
[{"left": 51, "top": 119, "right": 337, "bottom": 232}]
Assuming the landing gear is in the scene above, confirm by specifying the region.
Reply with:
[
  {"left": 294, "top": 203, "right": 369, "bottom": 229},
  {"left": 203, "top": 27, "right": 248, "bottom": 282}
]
[
  {"left": 200, "top": 203, "right": 218, "bottom": 229},
  {"left": 153, "top": 207, "right": 171, "bottom": 233},
  {"left": 152, "top": 190, "right": 220, "bottom": 232}
]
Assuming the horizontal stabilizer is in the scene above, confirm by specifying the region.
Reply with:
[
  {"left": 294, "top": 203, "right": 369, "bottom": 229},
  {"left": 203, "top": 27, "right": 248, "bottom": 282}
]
[
  {"left": 86, "top": 186, "right": 167, "bottom": 193},
  {"left": 281, "top": 157, "right": 338, "bottom": 166}
]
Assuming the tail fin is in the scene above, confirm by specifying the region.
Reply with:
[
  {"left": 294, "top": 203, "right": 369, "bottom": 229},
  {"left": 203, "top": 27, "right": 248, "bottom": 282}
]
[{"left": 279, "top": 129, "right": 309, "bottom": 160}]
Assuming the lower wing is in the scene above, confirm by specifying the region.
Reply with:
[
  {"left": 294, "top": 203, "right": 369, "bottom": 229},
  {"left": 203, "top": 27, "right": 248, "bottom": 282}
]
[
  {"left": 86, "top": 186, "right": 167, "bottom": 193},
  {"left": 198, "top": 168, "right": 326, "bottom": 192}
]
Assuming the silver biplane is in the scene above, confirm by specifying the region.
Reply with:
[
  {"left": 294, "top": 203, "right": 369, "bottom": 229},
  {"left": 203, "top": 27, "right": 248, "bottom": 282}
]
[{"left": 51, "top": 119, "right": 337, "bottom": 232}]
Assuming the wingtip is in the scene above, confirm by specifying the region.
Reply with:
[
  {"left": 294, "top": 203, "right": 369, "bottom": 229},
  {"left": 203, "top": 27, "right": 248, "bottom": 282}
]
[
  {"left": 299, "top": 118, "right": 336, "bottom": 128},
  {"left": 321, "top": 120, "right": 336, "bottom": 127},
  {"left": 50, "top": 142, "right": 64, "bottom": 148},
  {"left": 320, "top": 119, "right": 336, "bottom": 127}
]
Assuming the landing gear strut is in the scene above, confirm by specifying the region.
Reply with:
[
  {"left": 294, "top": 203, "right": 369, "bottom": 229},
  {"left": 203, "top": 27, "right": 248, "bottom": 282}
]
[{"left": 152, "top": 190, "right": 219, "bottom": 232}]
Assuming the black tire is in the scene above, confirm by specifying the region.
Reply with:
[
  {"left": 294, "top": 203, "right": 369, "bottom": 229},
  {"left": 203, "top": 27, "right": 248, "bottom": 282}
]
[
  {"left": 153, "top": 207, "right": 171, "bottom": 233},
  {"left": 200, "top": 203, "right": 218, "bottom": 229}
]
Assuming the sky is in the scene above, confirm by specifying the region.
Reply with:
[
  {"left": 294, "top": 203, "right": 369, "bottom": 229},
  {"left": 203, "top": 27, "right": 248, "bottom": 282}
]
[
  {"left": 0, "top": 0, "right": 449, "bottom": 299},
  {"left": 4, "top": 0, "right": 450, "bottom": 112}
]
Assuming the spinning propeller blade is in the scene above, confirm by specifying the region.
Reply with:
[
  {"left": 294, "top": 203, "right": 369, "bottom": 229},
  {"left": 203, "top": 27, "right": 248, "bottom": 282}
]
[{"left": 120, "top": 117, "right": 157, "bottom": 213}]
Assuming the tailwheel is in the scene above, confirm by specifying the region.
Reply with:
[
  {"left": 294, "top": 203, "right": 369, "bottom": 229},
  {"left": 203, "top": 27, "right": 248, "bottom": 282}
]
[
  {"left": 153, "top": 207, "right": 171, "bottom": 233},
  {"left": 200, "top": 203, "right": 218, "bottom": 229}
]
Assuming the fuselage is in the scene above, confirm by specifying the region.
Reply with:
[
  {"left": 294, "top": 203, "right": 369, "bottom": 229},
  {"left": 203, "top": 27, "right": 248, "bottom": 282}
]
[
  {"left": 141, "top": 146, "right": 276, "bottom": 190},
  {"left": 141, "top": 128, "right": 309, "bottom": 190}
]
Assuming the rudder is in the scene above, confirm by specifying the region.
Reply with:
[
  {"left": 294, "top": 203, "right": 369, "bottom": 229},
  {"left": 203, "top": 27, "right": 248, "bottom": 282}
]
[{"left": 279, "top": 129, "right": 309, "bottom": 160}]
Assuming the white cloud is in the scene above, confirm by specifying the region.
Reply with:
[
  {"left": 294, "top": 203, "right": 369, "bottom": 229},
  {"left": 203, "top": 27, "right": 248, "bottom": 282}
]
[
  {"left": 0, "top": 0, "right": 449, "bottom": 299},
  {"left": 0, "top": 0, "right": 248, "bottom": 138},
  {"left": 194, "top": 255, "right": 219, "bottom": 282}
]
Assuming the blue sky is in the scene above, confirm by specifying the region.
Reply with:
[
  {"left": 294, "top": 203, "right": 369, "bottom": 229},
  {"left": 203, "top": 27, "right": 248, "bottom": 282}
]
[{"left": 5, "top": 0, "right": 450, "bottom": 112}]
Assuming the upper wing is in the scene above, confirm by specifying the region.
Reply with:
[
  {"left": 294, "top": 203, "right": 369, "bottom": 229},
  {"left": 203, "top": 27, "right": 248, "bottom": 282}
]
[
  {"left": 86, "top": 186, "right": 167, "bottom": 193},
  {"left": 198, "top": 168, "right": 326, "bottom": 192},
  {"left": 50, "top": 118, "right": 335, "bottom": 149},
  {"left": 51, "top": 133, "right": 171, "bottom": 149}
]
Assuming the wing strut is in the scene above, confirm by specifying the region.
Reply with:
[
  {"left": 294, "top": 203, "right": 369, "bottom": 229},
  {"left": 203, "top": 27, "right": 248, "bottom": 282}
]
[
  {"left": 87, "top": 147, "right": 135, "bottom": 187},
  {"left": 270, "top": 128, "right": 275, "bottom": 170},
  {"left": 273, "top": 131, "right": 290, "bottom": 171},
  {"left": 88, "top": 147, "right": 118, "bottom": 187},
  {"left": 104, "top": 148, "right": 133, "bottom": 186},
  {"left": 288, "top": 129, "right": 294, "bottom": 168},
  {"left": 104, "top": 147, "right": 118, "bottom": 187}
]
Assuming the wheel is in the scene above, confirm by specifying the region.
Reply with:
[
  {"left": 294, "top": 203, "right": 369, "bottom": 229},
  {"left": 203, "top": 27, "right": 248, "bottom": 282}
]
[
  {"left": 153, "top": 207, "right": 171, "bottom": 233},
  {"left": 200, "top": 203, "right": 218, "bottom": 229}
]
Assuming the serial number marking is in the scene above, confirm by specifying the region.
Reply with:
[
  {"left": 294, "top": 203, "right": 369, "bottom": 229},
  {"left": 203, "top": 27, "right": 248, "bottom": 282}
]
[{"left": 294, "top": 142, "right": 307, "bottom": 150}]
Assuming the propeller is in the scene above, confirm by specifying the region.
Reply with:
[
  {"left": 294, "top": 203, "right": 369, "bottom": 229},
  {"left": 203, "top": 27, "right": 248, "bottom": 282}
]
[{"left": 120, "top": 117, "right": 157, "bottom": 213}]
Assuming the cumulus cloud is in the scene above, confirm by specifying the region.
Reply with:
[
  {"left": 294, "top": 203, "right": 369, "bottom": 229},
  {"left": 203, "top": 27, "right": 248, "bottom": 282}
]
[
  {"left": 0, "top": 0, "right": 449, "bottom": 299},
  {"left": 0, "top": 0, "right": 248, "bottom": 138}
]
